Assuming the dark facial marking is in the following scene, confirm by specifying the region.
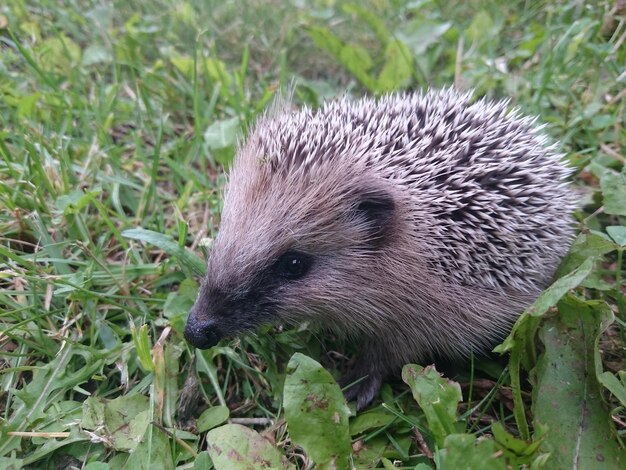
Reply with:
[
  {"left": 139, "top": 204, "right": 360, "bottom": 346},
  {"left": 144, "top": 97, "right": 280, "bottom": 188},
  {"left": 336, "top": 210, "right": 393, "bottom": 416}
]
[{"left": 185, "top": 273, "right": 285, "bottom": 350}]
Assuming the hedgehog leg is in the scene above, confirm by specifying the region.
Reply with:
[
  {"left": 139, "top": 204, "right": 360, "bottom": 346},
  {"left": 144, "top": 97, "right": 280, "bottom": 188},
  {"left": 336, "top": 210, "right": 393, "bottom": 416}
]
[
  {"left": 339, "top": 345, "right": 389, "bottom": 410},
  {"left": 339, "top": 370, "right": 383, "bottom": 410},
  {"left": 355, "top": 375, "right": 383, "bottom": 411}
]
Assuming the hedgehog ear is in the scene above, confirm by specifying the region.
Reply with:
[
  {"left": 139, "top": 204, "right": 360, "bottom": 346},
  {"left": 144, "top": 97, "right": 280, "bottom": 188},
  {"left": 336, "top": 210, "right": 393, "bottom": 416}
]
[{"left": 353, "top": 187, "right": 395, "bottom": 246}]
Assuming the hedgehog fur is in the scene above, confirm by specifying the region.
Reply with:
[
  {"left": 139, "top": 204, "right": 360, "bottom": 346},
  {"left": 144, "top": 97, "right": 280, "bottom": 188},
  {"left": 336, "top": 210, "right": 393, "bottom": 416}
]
[{"left": 184, "top": 88, "right": 576, "bottom": 409}]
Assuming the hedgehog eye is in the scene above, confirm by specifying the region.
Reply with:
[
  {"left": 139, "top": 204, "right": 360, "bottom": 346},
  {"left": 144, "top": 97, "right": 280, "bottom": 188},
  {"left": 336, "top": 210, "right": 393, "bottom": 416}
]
[{"left": 274, "top": 251, "right": 312, "bottom": 280}]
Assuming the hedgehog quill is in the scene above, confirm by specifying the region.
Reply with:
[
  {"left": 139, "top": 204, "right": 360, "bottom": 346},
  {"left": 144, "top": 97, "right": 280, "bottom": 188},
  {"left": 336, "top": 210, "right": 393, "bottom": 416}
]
[{"left": 184, "top": 88, "right": 576, "bottom": 410}]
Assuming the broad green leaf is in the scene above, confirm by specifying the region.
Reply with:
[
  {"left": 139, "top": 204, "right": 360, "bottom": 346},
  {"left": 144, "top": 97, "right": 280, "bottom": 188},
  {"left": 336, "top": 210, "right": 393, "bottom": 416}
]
[
  {"left": 414, "top": 464, "right": 432, "bottom": 470},
  {"left": 83, "top": 463, "right": 109, "bottom": 470},
  {"left": 283, "top": 353, "right": 351, "bottom": 470},
  {"left": 351, "top": 434, "right": 397, "bottom": 468},
  {"left": 533, "top": 295, "right": 624, "bottom": 468},
  {"left": 204, "top": 58, "right": 233, "bottom": 91},
  {"left": 206, "top": 424, "right": 294, "bottom": 470},
  {"left": 343, "top": 3, "right": 390, "bottom": 46},
  {"left": 350, "top": 410, "right": 396, "bottom": 436},
  {"left": 163, "top": 278, "right": 198, "bottom": 318},
  {"left": 193, "top": 451, "right": 212, "bottom": 470},
  {"left": 600, "top": 169, "right": 626, "bottom": 216},
  {"left": 16, "top": 92, "right": 40, "bottom": 120},
  {"left": 85, "top": 4, "right": 114, "bottom": 29},
  {"left": 439, "top": 434, "right": 507, "bottom": 469},
  {"left": 203, "top": 117, "right": 240, "bottom": 150},
  {"left": 496, "top": 256, "right": 595, "bottom": 353},
  {"left": 307, "top": 26, "right": 377, "bottom": 91},
  {"left": 307, "top": 26, "right": 344, "bottom": 59},
  {"left": 338, "top": 44, "right": 376, "bottom": 90},
  {"left": 203, "top": 117, "right": 240, "bottom": 165},
  {"left": 81, "top": 397, "right": 106, "bottom": 430},
  {"left": 108, "top": 454, "right": 129, "bottom": 468},
  {"left": 170, "top": 54, "right": 194, "bottom": 80},
  {"left": 397, "top": 19, "right": 452, "bottom": 55},
  {"left": 401, "top": 364, "right": 462, "bottom": 447},
  {"left": 555, "top": 232, "right": 617, "bottom": 278},
  {"left": 526, "top": 257, "right": 595, "bottom": 317},
  {"left": 590, "top": 114, "right": 615, "bottom": 131},
  {"left": 377, "top": 40, "right": 413, "bottom": 92},
  {"left": 125, "top": 425, "right": 174, "bottom": 470},
  {"left": 81, "top": 44, "right": 112, "bottom": 66},
  {"left": 37, "top": 400, "right": 83, "bottom": 433},
  {"left": 606, "top": 226, "right": 626, "bottom": 246},
  {"left": 497, "top": 258, "right": 598, "bottom": 439},
  {"left": 384, "top": 434, "right": 412, "bottom": 460},
  {"left": 81, "top": 395, "right": 150, "bottom": 451},
  {"left": 121, "top": 228, "right": 206, "bottom": 276},
  {"left": 197, "top": 406, "right": 230, "bottom": 433},
  {"left": 491, "top": 421, "right": 547, "bottom": 465},
  {"left": 37, "top": 34, "right": 81, "bottom": 73},
  {"left": 381, "top": 457, "right": 396, "bottom": 469},
  {"left": 163, "top": 278, "right": 198, "bottom": 334}
]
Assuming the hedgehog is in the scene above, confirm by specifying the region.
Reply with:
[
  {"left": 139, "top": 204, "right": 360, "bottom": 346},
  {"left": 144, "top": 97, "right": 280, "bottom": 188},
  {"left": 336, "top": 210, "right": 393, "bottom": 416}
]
[{"left": 184, "top": 88, "right": 576, "bottom": 409}]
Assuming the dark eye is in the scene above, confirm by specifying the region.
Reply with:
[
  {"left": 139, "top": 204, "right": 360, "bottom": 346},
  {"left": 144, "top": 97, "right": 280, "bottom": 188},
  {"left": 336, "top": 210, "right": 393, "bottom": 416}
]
[{"left": 274, "top": 251, "right": 312, "bottom": 280}]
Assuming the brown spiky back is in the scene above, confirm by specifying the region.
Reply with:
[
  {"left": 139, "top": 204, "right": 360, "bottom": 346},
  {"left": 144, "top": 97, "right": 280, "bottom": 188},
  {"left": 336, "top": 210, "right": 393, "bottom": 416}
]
[{"left": 236, "top": 88, "right": 575, "bottom": 293}]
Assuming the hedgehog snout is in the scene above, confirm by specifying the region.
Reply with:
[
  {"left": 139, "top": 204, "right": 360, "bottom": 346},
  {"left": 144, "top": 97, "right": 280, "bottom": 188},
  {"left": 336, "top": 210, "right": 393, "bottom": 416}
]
[
  {"left": 184, "top": 281, "right": 263, "bottom": 348},
  {"left": 185, "top": 289, "right": 224, "bottom": 349},
  {"left": 184, "top": 311, "right": 223, "bottom": 349}
]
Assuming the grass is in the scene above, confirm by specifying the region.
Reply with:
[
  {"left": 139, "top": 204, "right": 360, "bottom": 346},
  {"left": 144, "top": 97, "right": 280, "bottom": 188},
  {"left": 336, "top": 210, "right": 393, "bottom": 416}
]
[{"left": 0, "top": 0, "right": 625, "bottom": 468}]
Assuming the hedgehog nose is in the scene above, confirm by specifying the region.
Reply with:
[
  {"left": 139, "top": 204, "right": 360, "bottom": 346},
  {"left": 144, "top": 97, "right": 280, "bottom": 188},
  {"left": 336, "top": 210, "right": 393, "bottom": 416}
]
[{"left": 184, "top": 317, "right": 222, "bottom": 349}]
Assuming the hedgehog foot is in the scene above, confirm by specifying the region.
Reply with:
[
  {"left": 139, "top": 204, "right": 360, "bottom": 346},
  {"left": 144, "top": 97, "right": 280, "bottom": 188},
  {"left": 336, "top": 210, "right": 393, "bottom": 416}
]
[{"left": 339, "top": 369, "right": 383, "bottom": 411}]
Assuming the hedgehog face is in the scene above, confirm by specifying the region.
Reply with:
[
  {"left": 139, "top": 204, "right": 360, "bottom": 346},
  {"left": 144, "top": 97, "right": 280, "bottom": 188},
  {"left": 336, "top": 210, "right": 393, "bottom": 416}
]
[{"left": 184, "top": 166, "right": 398, "bottom": 349}]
